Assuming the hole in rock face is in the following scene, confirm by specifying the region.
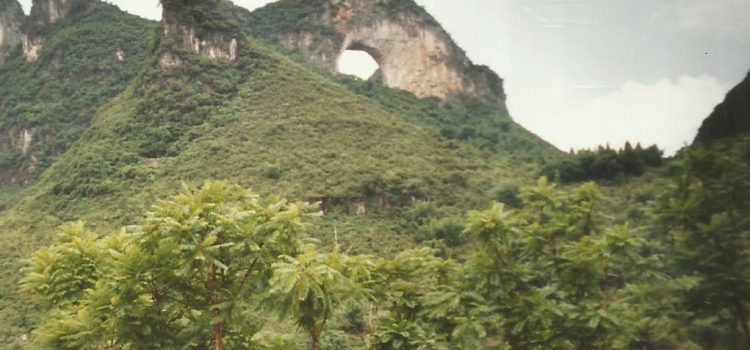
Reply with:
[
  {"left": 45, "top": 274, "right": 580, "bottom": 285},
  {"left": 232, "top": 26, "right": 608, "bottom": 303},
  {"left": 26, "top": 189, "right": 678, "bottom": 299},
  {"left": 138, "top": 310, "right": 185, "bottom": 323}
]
[{"left": 337, "top": 50, "right": 379, "bottom": 80}]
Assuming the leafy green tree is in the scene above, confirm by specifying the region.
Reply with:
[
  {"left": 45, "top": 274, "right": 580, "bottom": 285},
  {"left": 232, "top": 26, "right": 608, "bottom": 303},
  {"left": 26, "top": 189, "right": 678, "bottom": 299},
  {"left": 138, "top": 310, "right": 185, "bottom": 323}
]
[
  {"left": 621, "top": 141, "right": 645, "bottom": 176},
  {"left": 368, "top": 248, "right": 463, "bottom": 349},
  {"left": 22, "top": 181, "right": 318, "bottom": 349},
  {"left": 656, "top": 140, "right": 750, "bottom": 348},
  {"left": 22, "top": 222, "right": 102, "bottom": 311},
  {"left": 465, "top": 178, "right": 669, "bottom": 349},
  {"left": 269, "top": 244, "right": 373, "bottom": 350}
]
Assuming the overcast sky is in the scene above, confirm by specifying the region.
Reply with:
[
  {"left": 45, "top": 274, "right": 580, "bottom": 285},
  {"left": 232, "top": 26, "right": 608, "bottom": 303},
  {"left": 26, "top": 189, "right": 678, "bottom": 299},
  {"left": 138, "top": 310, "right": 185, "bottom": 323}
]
[{"left": 18, "top": 0, "right": 750, "bottom": 154}]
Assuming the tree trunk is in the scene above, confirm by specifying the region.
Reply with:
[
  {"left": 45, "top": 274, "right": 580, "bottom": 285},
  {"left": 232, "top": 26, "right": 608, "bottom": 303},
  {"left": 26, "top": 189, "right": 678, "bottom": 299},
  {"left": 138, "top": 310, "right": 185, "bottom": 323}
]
[
  {"left": 311, "top": 331, "right": 320, "bottom": 350},
  {"left": 215, "top": 322, "right": 224, "bottom": 350}
]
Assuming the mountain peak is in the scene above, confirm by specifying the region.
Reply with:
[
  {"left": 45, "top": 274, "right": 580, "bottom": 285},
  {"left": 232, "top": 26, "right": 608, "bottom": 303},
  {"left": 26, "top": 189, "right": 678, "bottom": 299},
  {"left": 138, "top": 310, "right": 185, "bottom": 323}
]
[{"left": 159, "top": 0, "right": 241, "bottom": 67}]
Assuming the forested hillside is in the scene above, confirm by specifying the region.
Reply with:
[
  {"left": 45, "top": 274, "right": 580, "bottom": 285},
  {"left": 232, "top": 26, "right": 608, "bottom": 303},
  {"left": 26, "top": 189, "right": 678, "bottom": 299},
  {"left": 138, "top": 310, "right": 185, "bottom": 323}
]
[
  {"left": 0, "top": 0, "right": 748, "bottom": 349},
  {"left": 0, "top": 0, "right": 155, "bottom": 190}
]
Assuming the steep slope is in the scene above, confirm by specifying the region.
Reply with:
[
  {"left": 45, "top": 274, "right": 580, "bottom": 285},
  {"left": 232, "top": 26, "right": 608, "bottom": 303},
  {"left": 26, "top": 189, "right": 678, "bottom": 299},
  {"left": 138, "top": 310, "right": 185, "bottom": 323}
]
[
  {"left": 241, "top": 0, "right": 556, "bottom": 157},
  {"left": 0, "top": 0, "right": 538, "bottom": 345},
  {"left": 0, "top": 0, "right": 155, "bottom": 190},
  {"left": 0, "top": 0, "right": 24, "bottom": 63},
  {"left": 694, "top": 71, "right": 750, "bottom": 144}
]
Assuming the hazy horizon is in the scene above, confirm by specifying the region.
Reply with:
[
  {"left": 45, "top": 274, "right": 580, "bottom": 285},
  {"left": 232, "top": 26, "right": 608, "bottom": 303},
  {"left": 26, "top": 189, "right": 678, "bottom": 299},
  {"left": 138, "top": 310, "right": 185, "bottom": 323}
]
[{"left": 17, "top": 0, "right": 750, "bottom": 154}]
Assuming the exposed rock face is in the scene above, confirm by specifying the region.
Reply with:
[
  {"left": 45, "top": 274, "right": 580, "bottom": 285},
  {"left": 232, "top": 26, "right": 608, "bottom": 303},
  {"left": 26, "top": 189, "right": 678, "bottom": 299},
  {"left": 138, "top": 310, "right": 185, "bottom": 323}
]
[
  {"left": 248, "top": 0, "right": 506, "bottom": 107},
  {"left": 22, "top": 0, "right": 75, "bottom": 61},
  {"left": 0, "top": 0, "right": 25, "bottom": 63},
  {"left": 0, "top": 127, "right": 37, "bottom": 186},
  {"left": 27, "top": 0, "right": 71, "bottom": 27},
  {"left": 114, "top": 47, "right": 125, "bottom": 62},
  {"left": 21, "top": 35, "right": 43, "bottom": 61},
  {"left": 160, "top": 0, "right": 241, "bottom": 67},
  {"left": 16, "top": 128, "right": 33, "bottom": 156},
  {"left": 694, "top": 71, "right": 750, "bottom": 144}
]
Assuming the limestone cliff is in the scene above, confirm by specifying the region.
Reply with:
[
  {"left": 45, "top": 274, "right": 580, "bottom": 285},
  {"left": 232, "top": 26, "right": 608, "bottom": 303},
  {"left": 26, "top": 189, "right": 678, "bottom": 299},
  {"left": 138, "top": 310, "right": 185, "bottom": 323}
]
[
  {"left": 694, "top": 71, "right": 750, "bottom": 144},
  {"left": 247, "top": 0, "right": 507, "bottom": 107},
  {"left": 27, "top": 0, "right": 72, "bottom": 27},
  {"left": 22, "top": 0, "right": 78, "bottom": 61},
  {"left": 159, "top": 0, "right": 241, "bottom": 67},
  {"left": 0, "top": 0, "right": 25, "bottom": 63}
]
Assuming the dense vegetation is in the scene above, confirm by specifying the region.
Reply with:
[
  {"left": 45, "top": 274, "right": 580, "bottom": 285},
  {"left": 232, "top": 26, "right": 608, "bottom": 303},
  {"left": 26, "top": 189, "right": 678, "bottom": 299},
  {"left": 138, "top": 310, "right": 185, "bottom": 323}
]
[
  {"left": 21, "top": 136, "right": 750, "bottom": 349},
  {"left": 543, "top": 142, "right": 664, "bottom": 183}
]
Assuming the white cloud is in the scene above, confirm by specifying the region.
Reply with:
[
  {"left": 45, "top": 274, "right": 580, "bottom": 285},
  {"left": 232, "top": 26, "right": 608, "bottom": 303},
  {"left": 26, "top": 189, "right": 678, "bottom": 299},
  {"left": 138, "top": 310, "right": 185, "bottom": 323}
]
[{"left": 510, "top": 75, "right": 730, "bottom": 155}]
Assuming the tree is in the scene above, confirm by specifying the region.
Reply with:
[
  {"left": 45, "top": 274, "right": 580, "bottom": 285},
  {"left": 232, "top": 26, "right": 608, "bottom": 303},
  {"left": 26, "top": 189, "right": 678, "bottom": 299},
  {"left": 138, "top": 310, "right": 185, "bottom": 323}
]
[
  {"left": 656, "top": 140, "right": 750, "bottom": 348},
  {"left": 269, "top": 244, "right": 373, "bottom": 350},
  {"left": 464, "top": 178, "right": 668, "bottom": 348},
  {"left": 621, "top": 141, "right": 645, "bottom": 176},
  {"left": 22, "top": 181, "right": 318, "bottom": 349},
  {"left": 543, "top": 143, "right": 664, "bottom": 183},
  {"left": 22, "top": 222, "right": 102, "bottom": 311},
  {"left": 368, "top": 248, "right": 470, "bottom": 349}
]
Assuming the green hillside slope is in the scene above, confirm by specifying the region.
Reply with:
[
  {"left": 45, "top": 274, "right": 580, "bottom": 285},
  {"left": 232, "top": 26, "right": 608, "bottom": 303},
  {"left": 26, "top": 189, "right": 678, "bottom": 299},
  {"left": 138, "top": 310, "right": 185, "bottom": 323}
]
[{"left": 0, "top": 1, "right": 155, "bottom": 192}]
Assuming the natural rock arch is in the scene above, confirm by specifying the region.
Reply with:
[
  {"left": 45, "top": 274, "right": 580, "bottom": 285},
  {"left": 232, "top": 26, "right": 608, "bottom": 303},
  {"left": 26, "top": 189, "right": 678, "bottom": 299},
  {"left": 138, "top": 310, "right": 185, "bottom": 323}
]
[{"left": 250, "top": 0, "right": 507, "bottom": 107}]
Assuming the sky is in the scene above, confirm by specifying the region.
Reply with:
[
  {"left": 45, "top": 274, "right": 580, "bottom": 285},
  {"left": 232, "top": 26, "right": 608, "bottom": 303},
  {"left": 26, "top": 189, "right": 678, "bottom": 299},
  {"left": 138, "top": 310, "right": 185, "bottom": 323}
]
[{"left": 18, "top": 0, "right": 750, "bottom": 154}]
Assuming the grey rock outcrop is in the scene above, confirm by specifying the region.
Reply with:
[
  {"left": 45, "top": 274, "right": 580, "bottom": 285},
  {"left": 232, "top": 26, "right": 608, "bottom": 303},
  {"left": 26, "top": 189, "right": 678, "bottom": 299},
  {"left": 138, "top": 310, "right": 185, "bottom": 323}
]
[
  {"left": 27, "top": 0, "right": 71, "bottom": 27},
  {"left": 159, "top": 0, "right": 241, "bottom": 67},
  {"left": 22, "top": 0, "right": 74, "bottom": 61},
  {"left": 0, "top": 0, "right": 25, "bottom": 63}
]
